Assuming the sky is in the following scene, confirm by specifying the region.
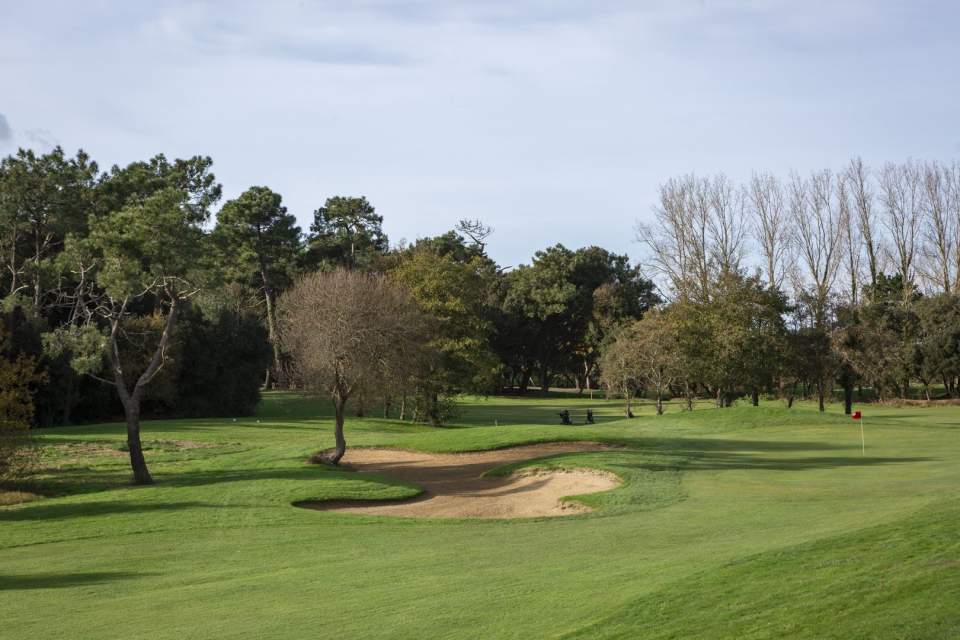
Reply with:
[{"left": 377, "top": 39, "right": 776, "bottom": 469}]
[{"left": 2, "top": 0, "right": 959, "bottom": 268}]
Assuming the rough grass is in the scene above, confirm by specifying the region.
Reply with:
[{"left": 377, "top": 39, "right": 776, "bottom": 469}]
[{"left": 1, "top": 391, "right": 958, "bottom": 639}]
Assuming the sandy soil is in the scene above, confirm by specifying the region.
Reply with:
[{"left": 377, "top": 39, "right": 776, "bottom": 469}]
[{"left": 297, "top": 442, "right": 621, "bottom": 519}]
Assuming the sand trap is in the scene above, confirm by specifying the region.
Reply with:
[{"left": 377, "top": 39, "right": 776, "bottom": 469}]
[{"left": 297, "top": 442, "right": 621, "bottom": 519}]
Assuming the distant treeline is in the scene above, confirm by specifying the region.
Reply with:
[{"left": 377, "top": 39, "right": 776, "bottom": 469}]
[
  {"left": 617, "top": 160, "right": 960, "bottom": 414},
  {"left": 2, "top": 148, "right": 958, "bottom": 434}
]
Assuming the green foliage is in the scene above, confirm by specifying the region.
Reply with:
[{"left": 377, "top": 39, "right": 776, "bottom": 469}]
[
  {"left": 498, "top": 244, "right": 657, "bottom": 393},
  {"left": 0, "top": 327, "right": 45, "bottom": 481},
  {"left": 87, "top": 187, "right": 205, "bottom": 299},
  {"left": 0, "top": 146, "right": 98, "bottom": 306},
  {"left": 172, "top": 308, "right": 272, "bottom": 416},
  {"left": 43, "top": 324, "right": 108, "bottom": 377},
  {"left": 916, "top": 294, "right": 960, "bottom": 395},
  {"left": 212, "top": 186, "right": 302, "bottom": 292},
  {"left": 95, "top": 154, "right": 221, "bottom": 223},
  {"left": 392, "top": 245, "right": 498, "bottom": 396},
  {"left": 304, "top": 196, "right": 388, "bottom": 270}
]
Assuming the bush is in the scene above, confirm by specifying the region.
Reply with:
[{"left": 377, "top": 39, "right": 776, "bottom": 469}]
[{"left": 0, "top": 327, "right": 45, "bottom": 481}]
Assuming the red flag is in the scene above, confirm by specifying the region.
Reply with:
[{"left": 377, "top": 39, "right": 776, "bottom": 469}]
[{"left": 852, "top": 411, "right": 861, "bottom": 420}]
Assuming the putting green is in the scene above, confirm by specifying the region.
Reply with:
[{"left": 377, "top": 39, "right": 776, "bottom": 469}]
[{"left": 2, "top": 393, "right": 958, "bottom": 639}]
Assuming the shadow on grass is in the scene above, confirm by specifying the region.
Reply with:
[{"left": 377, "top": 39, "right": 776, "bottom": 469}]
[
  {"left": 0, "top": 571, "right": 150, "bottom": 590},
  {"left": 0, "top": 500, "right": 210, "bottom": 522}
]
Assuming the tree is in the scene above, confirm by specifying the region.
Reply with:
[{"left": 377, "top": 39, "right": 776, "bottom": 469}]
[
  {"left": 0, "top": 327, "right": 45, "bottom": 482},
  {"left": 304, "top": 196, "right": 388, "bottom": 270},
  {"left": 599, "top": 325, "right": 643, "bottom": 417},
  {"left": 501, "top": 245, "right": 579, "bottom": 394},
  {"left": 0, "top": 147, "right": 98, "bottom": 310},
  {"left": 846, "top": 157, "right": 882, "bottom": 291},
  {"left": 499, "top": 244, "right": 656, "bottom": 395},
  {"left": 48, "top": 186, "right": 211, "bottom": 484},
  {"left": 880, "top": 161, "right": 923, "bottom": 302},
  {"left": 214, "top": 186, "right": 302, "bottom": 387},
  {"left": 278, "top": 270, "right": 429, "bottom": 464},
  {"left": 749, "top": 172, "right": 792, "bottom": 291},
  {"left": 918, "top": 161, "right": 958, "bottom": 294},
  {"left": 834, "top": 275, "right": 920, "bottom": 403},
  {"left": 96, "top": 154, "right": 221, "bottom": 221},
  {"left": 637, "top": 174, "right": 746, "bottom": 302},
  {"left": 915, "top": 294, "right": 960, "bottom": 398},
  {"left": 391, "top": 243, "right": 497, "bottom": 424},
  {"left": 609, "top": 312, "right": 680, "bottom": 415},
  {"left": 455, "top": 219, "right": 494, "bottom": 256}
]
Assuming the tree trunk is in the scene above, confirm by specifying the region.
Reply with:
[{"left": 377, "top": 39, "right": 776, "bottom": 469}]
[
  {"left": 817, "top": 380, "right": 825, "bottom": 412},
  {"left": 261, "top": 276, "right": 280, "bottom": 390},
  {"left": 715, "top": 388, "right": 723, "bottom": 408},
  {"left": 106, "top": 296, "right": 179, "bottom": 485},
  {"left": 843, "top": 383, "right": 853, "bottom": 415},
  {"left": 32, "top": 228, "right": 42, "bottom": 317},
  {"left": 655, "top": 386, "right": 663, "bottom": 416},
  {"left": 751, "top": 389, "right": 759, "bottom": 407},
  {"left": 540, "top": 364, "right": 550, "bottom": 396},
  {"left": 329, "top": 397, "right": 347, "bottom": 464},
  {"left": 429, "top": 392, "right": 442, "bottom": 426},
  {"left": 355, "top": 394, "right": 365, "bottom": 417},
  {"left": 518, "top": 367, "right": 530, "bottom": 395},
  {"left": 121, "top": 391, "right": 153, "bottom": 485}
]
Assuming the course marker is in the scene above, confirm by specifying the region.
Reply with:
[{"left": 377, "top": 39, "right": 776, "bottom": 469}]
[{"left": 852, "top": 410, "right": 864, "bottom": 456}]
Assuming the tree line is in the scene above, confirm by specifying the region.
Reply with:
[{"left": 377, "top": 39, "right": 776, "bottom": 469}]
[
  {"left": 614, "top": 159, "right": 960, "bottom": 416},
  {"left": 0, "top": 146, "right": 659, "bottom": 481},
  {"left": 2, "top": 146, "right": 958, "bottom": 483}
]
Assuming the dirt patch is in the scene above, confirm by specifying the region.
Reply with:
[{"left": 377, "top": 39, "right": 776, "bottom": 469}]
[
  {"left": 297, "top": 442, "right": 621, "bottom": 519},
  {"left": 0, "top": 489, "right": 42, "bottom": 506}
]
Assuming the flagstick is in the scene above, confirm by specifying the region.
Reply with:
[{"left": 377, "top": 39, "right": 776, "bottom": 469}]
[{"left": 859, "top": 416, "right": 865, "bottom": 456}]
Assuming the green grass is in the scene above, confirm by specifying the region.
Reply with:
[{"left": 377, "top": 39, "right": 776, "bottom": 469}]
[{"left": 2, "top": 391, "right": 959, "bottom": 639}]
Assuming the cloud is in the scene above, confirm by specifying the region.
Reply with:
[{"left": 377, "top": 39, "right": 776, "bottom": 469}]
[{"left": 0, "top": 113, "right": 12, "bottom": 144}]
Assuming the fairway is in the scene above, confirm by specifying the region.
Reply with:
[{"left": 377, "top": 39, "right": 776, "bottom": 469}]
[{"left": 3, "top": 393, "right": 960, "bottom": 639}]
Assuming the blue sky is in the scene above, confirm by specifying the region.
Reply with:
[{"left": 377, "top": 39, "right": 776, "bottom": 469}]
[{"left": 2, "top": 1, "right": 958, "bottom": 267}]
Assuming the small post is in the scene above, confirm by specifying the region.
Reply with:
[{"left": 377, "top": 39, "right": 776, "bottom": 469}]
[
  {"left": 851, "top": 410, "right": 864, "bottom": 456},
  {"left": 860, "top": 416, "right": 865, "bottom": 456}
]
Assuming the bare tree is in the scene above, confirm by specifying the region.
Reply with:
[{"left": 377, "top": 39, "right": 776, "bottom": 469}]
[
  {"left": 599, "top": 326, "right": 643, "bottom": 418},
  {"left": 707, "top": 174, "right": 747, "bottom": 281},
  {"left": 456, "top": 218, "right": 494, "bottom": 254},
  {"left": 790, "top": 170, "right": 844, "bottom": 327},
  {"left": 637, "top": 176, "right": 704, "bottom": 302},
  {"left": 278, "top": 270, "right": 429, "bottom": 464},
  {"left": 837, "top": 173, "right": 862, "bottom": 304},
  {"left": 637, "top": 174, "right": 743, "bottom": 303},
  {"left": 919, "top": 161, "right": 957, "bottom": 294},
  {"left": 951, "top": 163, "right": 960, "bottom": 293},
  {"left": 748, "top": 172, "right": 792, "bottom": 290},
  {"left": 846, "top": 157, "right": 882, "bottom": 290},
  {"left": 880, "top": 161, "right": 923, "bottom": 299}
]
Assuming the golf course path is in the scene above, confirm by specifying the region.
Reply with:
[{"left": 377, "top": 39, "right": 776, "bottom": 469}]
[{"left": 299, "top": 442, "right": 622, "bottom": 519}]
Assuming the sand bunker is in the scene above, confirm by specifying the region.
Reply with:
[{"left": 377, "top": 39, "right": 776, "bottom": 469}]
[{"left": 297, "top": 442, "right": 621, "bottom": 519}]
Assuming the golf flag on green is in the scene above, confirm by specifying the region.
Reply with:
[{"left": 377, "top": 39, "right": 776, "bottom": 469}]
[{"left": 852, "top": 410, "right": 864, "bottom": 455}]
